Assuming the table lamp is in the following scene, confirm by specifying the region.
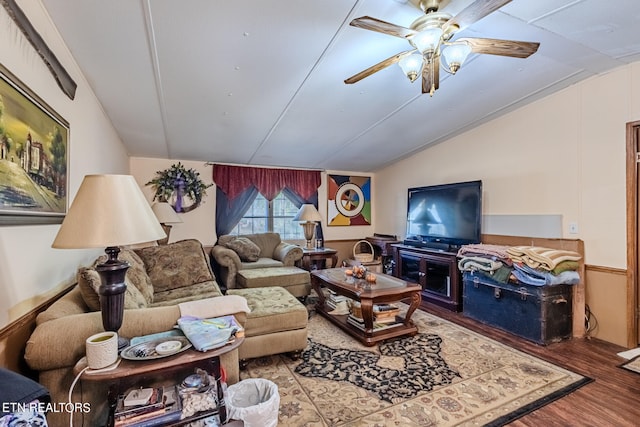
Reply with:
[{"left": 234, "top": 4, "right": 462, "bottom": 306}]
[
  {"left": 293, "top": 204, "right": 322, "bottom": 249},
  {"left": 52, "top": 174, "right": 166, "bottom": 349},
  {"left": 151, "top": 202, "right": 182, "bottom": 245}
]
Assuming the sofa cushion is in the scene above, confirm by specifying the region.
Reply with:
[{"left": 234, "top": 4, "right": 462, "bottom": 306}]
[
  {"left": 247, "top": 233, "right": 281, "bottom": 258},
  {"left": 217, "top": 233, "right": 282, "bottom": 259},
  {"left": 36, "top": 287, "right": 89, "bottom": 325},
  {"left": 118, "top": 249, "right": 154, "bottom": 304},
  {"left": 240, "top": 258, "right": 284, "bottom": 269},
  {"left": 151, "top": 281, "right": 223, "bottom": 306},
  {"left": 224, "top": 237, "right": 261, "bottom": 262},
  {"left": 77, "top": 267, "right": 148, "bottom": 311},
  {"left": 237, "top": 266, "right": 310, "bottom": 289},
  {"left": 135, "top": 239, "right": 215, "bottom": 293},
  {"left": 226, "top": 287, "right": 307, "bottom": 337}
]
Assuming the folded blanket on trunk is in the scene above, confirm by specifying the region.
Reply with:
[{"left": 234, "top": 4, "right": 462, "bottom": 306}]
[
  {"left": 512, "top": 262, "right": 581, "bottom": 286},
  {"left": 457, "top": 243, "right": 511, "bottom": 260},
  {"left": 457, "top": 256, "right": 503, "bottom": 273},
  {"left": 507, "top": 246, "right": 581, "bottom": 271}
]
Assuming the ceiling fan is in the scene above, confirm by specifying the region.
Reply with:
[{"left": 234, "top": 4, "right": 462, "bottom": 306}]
[{"left": 344, "top": 0, "right": 540, "bottom": 96}]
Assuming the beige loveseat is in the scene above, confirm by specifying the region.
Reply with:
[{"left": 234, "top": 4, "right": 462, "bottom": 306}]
[
  {"left": 24, "top": 239, "right": 247, "bottom": 426},
  {"left": 211, "top": 232, "right": 308, "bottom": 295}
]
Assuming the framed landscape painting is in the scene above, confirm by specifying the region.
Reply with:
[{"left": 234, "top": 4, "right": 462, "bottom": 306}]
[{"left": 0, "top": 64, "right": 69, "bottom": 225}]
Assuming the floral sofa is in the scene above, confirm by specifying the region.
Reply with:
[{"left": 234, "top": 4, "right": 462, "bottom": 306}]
[
  {"left": 210, "top": 232, "right": 310, "bottom": 297},
  {"left": 24, "top": 239, "right": 307, "bottom": 426}
]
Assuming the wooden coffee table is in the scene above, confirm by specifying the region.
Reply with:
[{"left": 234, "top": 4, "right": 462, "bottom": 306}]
[{"left": 311, "top": 268, "right": 421, "bottom": 346}]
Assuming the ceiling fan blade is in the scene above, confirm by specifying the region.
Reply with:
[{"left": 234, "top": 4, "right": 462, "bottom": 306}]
[
  {"left": 457, "top": 37, "right": 540, "bottom": 58},
  {"left": 422, "top": 55, "right": 440, "bottom": 95},
  {"left": 350, "top": 16, "right": 416, "bottom": 39},
  {"left": 443, "top": 0, "right": 512, "bottom": 32},
  {"left": 345, "top": 50, "right": 416, "bottom": 84}
]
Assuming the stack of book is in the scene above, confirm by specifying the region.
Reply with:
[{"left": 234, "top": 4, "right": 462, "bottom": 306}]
[
  {"left": 373, "top": 304, "right": 400, "bottom": 324},
  {"left": 326, "top": 291, "right": 350, "bottom": 310},
  {"left": 346, "top": 303, "right": 401, "bottom": 331},
  {"left": 114, "top": 385, "right": 181, "bottom": 427}
]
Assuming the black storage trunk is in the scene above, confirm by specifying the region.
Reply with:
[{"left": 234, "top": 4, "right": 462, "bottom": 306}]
[{"left": 462, "top": 271, "right": 572, "bottom": 345}]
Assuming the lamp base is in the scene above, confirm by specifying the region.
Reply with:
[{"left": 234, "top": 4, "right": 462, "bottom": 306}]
[
  {"left": 301, "top": 222, "right": 316, "bottom": 249},
  {"left": 96, "top": 246, "right": 130, "bottom": 350},
  {"left": 157, "top": 223, "right": 172, "bottom": 245}
]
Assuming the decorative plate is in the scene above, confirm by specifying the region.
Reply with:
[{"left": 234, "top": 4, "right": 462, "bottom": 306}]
[
  {"left": 155, "top": 340, "right": 183, "bottom": 355},
  {"left": 120, "top": 336, "right": 192, "bottom": 361}
]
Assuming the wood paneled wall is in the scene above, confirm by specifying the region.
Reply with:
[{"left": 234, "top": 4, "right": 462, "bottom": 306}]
[{"left": 0, "top": 285, "right": 74, "bottom": 376}]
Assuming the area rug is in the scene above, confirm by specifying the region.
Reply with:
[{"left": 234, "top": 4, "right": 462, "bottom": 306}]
[
  {"left": 239, "top": 305, "right": 591, "bottom": 426},
  {"left": 620, "top": 355, "right": 640, "bottom": 374}
]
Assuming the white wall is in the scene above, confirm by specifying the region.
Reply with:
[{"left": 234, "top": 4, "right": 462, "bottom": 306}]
[
  {"left": 376, "top": 61, "right": 640, "bottom": 269},
  {"left": 374, "top": 61, "right": 640, "bottom": 346},
  {"left": 130, "top": 158, "right": 217, "bottom": 245},
  {"left": 0, "top": 2, "right": 130, "bottom": 328},
  {"left": 322, "top": 170, "right": 375, "bottom": 242},
  {"left": 130, "top": 158, "right": 374, "bottom": 244}
]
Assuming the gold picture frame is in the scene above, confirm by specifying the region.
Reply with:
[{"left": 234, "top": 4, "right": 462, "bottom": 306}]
[{"left": 0, "top": 63, "right": 69, "bottom": 225}]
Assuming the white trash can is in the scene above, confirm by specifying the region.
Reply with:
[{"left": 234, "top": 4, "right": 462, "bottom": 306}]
[{"left": 226, "top": 378, "right": 279, "bottom": 427}]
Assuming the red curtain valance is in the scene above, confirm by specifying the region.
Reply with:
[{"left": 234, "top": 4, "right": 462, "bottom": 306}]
[{"left": 213, "top": 164, "right": 321, "bottom": 201}]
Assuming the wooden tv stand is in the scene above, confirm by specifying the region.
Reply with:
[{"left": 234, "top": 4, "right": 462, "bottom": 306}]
[{"left": 391, "top": 244, "right": 462, "bottom": 312}]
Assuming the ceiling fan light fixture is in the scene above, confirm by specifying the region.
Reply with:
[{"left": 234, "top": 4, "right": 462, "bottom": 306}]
[
  {"left": 442, "top": 42, "right": 472, "bottom": 74},
  {"left": 399, "top": 53, "right": 424, "bottom": 82},
  {"left": 410, "top": 27, "right": 443, "bottom": 54},
  {"left": 346, "top": 2, "right": 540, "bottom": 96}
]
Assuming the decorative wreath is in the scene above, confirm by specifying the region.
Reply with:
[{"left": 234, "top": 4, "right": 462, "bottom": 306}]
[{"left": 145, "top": 162, "right": 212, "bottom": 213}]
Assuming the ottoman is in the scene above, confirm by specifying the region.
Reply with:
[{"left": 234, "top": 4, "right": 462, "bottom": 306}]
[
  {"left": 227, "top": 287, "right": 308, "bottom": 362},
  {"left": 236, "top": 266, "right": 311, "bottom": 298}
]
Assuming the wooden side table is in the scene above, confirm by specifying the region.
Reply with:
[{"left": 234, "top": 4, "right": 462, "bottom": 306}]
[
  {"left": 298, "top": 247, "right": 338, "bottom": 271},
  {"left": 75, "top": 337, "right": 243, "bottom": 426},
  {"left": 366, "top": 235, "right": 400, "bottom": 274}
]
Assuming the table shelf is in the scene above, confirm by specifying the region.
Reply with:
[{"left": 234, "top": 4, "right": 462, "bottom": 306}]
[
  {"left": 310, "top": 268, "right": 421, "bottom": 346},
  {"left": 75, "top": 338, "right": 243, "bottom": 426}
]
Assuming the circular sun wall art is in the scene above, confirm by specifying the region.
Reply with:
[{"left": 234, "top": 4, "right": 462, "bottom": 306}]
[{"left": 327, "top": 174, "right": 371, "bottom": 226}]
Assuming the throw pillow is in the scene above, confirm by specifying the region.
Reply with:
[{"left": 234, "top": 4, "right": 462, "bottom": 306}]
[
  {"left": 118, "top": 249, "right": 154, "bottom": 305},
  {"left": 225, "top": 237, "right": 260, "bottom": 262},
  {"left": 134, "top": 239, "right": 215, "bottom": 293},
  {"left": 77, "top": 267, "right": 148, "bottom": 311}
]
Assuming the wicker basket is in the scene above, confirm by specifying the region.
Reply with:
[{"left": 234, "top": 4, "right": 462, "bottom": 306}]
[
  {"left": 348, "top": 300, "right": 362, "bottom": 318},
  {"left": 353, "top": 240, "right": 374, "bottom": 263}
]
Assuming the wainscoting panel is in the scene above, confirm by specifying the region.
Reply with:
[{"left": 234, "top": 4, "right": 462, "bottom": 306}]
[{"left": 585, "top": 265, "right": 628, "bottom": 347}]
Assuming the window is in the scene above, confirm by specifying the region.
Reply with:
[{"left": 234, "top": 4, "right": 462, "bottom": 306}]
[{"left": 230, "top": 192, "right": 305, "bottom": 240}]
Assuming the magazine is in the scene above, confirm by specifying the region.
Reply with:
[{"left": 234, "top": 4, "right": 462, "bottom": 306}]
[
  {"left": 115, "top": 386, "right": 181, "bottom": 427},
  {"left": 177, "top": 315, "right": 244, "bottom": 352}
]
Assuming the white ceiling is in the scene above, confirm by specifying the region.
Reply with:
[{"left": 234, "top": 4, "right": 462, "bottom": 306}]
[{"left": 40, "top": 0, "right": 640, "bottom": 172}]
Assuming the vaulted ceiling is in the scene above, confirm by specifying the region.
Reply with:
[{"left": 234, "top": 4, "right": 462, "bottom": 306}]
[{"left": 41, "top": 0, "right": 640, "bottom": 172}]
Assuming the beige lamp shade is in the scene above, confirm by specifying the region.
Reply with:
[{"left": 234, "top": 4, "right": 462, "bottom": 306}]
[
  {"left": 293, "top": 204, "right": 322, "bottom": 222},
  {"left": 52, "top": 174, "right": 166, "bottom": 248},
  {"left": 151, "top": 202, "right": 183, "bottom": 224}
]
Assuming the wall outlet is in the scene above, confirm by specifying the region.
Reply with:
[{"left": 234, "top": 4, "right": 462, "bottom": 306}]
[{"left": 568, "top": 222, "right": 579, "bottom": 234}]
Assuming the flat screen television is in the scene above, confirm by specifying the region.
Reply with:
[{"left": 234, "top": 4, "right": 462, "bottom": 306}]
[{"left": 405, "top": 180, "right": 482, "bottom": 250}]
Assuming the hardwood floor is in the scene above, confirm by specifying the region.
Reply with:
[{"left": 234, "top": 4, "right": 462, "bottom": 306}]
[{"left": 422, "top": 301, "right": 640, "bottom": 427}]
